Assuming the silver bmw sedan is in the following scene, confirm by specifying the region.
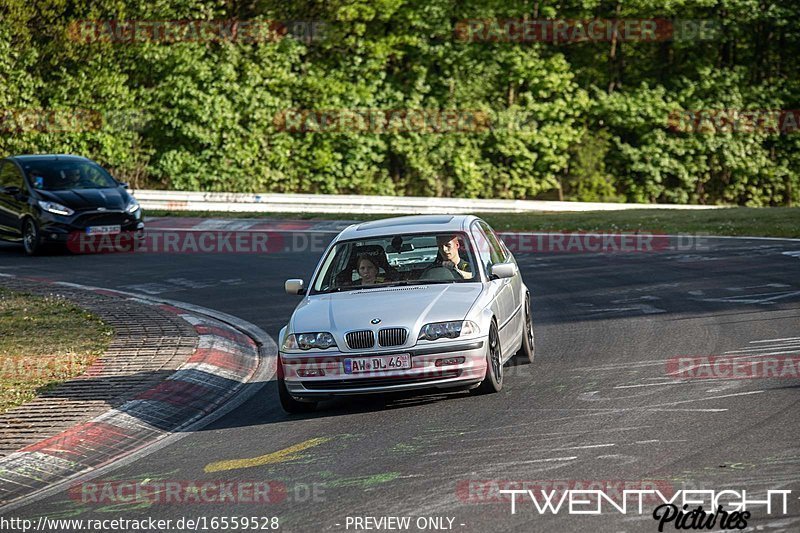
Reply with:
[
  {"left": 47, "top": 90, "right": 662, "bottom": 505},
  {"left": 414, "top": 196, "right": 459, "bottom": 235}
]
[{"left": 278, "top": 214, "right": 535, "bottom": 413}]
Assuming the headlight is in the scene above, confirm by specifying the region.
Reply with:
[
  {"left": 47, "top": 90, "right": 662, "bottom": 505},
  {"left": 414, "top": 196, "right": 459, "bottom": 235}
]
[
  {"left": 37, "top": 200, "right": 74, "bottom": 216},
  {"left": 126, "top": 199, "right": 140, "bottom": 213},
  {"left": 282, "top": 332, "right": 337, "bottom": 351},
  {"left": 418, "top": 320, "right": 480, "bottom": 341}
]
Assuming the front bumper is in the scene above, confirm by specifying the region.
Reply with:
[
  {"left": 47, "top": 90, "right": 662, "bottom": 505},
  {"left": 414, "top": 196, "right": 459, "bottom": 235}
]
[
  {"left": 281, "top": 338, "right": 487, "bottom": 398},
  {"left": 39, "top": 209, "right": 144, "bottom": 243}
]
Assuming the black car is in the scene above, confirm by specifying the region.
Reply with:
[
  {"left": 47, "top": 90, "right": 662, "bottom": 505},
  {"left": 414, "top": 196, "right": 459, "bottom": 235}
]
[{"left": 0, "top": 154, "right": 144, "bottom": 255}]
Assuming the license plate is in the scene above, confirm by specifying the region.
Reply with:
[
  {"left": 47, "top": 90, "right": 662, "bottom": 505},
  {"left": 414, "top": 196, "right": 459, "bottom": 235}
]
[
  {"left": 344, "top": 354, "right": 412, "bottom": 374},
  {"left": 86, "top": 225, "right": 121, "bottom": 235}
]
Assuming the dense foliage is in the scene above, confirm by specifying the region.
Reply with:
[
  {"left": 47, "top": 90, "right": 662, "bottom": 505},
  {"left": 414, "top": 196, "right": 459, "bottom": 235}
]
[{"left": 1, "top": 1, "right": 798, "bottom": 205}]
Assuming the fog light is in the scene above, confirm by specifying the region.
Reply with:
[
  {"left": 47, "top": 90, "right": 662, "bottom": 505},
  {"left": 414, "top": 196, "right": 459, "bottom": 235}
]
[
  {"left": 297, "top": 368, "right": 326, "bottom": 377},
  {"left": 435, "top": 356, "right": 465, "bottom": 367}
]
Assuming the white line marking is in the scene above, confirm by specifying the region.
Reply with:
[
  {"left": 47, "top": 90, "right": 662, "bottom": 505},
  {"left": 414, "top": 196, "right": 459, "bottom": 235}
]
[
  {"left": 614, "top": 382, "right": 687, "bottom": 389},
  {"left": 725, "top": 342, "right": 800, "bottom": 352},
  {"left": 722, "top": 348, "right": 800, "bottom": 356},
  {"left": 572, "top": 361, "right": 671, "bottom": 371},
  {"left": 645, "top": 390, "right": 764, "bottom": 407},
  {"left": 698, "top": 290, "right": 800, "bottom": 304},
  {"left": 518, "top": 407, "right": 728, "bottom": 412},
  {"left": 726, "top": 283, "right": 790, "bottom": 291},
  {"left": 750, "top": 337, "right": 800, "bottom": 343},
  {"left": 557, "top": 443, "right": 617, "bottom": 450},
  {"left": 646, "top": 408, "right": 728, "bottom": 412},
  {"left": 499, "top": 456, "right": 578, "bottom": 465}
]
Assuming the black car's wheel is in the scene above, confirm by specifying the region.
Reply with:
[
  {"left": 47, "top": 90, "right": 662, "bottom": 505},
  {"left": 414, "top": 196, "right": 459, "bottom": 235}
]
[
  {"left": 22, "top": 218, "right": 42, "bottom": 256},
  {"left": 514, "top": 294, "right": 535, "bottom": 364},
  {"left": 474, "top": 320, "right": 503, "bottom": 394},
  {"left": 277, "top": 358, "right": 317, "bottom": 414}
]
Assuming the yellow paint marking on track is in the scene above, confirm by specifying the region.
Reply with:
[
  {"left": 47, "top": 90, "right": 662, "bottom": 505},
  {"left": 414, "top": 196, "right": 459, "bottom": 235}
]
[{"left": 204, "top": 437, "right": 332, "bottom": 473}]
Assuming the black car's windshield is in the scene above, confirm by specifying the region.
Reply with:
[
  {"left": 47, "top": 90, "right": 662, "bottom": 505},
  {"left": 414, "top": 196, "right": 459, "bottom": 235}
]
[
  {"left": 22, "top": 161, "right": 119, "bottom": 191},
  {"left": 311, "top": 232, "right": 480, "bottom": 295}
]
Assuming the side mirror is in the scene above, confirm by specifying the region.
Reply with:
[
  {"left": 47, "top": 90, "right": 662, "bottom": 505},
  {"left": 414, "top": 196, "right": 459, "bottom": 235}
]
[
  {"left": 490, "top": 263, "right": 515, "bottom": 280},
  {"left": 118, "top": 182, "right": 130, "bottom": 189},
  {"left": 285, "top": 279, "right": 305, "bottom": 295}
]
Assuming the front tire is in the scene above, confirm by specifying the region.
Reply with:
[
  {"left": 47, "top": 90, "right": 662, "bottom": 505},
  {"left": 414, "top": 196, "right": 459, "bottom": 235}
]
[
  {"left": 474, "top": 320, "right": 503, "bottom": 394},
  {"left": 276, "top": 357, "right": 317, "bottom": 414},
  {"left": 22, "top": 218, "right": 42, "bottom": 256},
  {"left": 514, "top": 294, "right": 535, "bottom": 364}
]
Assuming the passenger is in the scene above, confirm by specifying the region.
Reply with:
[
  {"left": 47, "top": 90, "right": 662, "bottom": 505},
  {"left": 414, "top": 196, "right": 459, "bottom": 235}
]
[
  {"left": 357, "top": 254, "right": 383, "bottom": 285},
  {"left": 62, "top": 168, "right": 83, "bottom": 187},
  {"left": 434, "top": 235, "right": 473, "bottom": 280}
]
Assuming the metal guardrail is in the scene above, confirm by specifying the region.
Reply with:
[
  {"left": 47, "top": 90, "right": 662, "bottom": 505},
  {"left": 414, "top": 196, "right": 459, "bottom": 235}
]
[{"left": 132, "top": 190, "right": 727, "bottom": 214}]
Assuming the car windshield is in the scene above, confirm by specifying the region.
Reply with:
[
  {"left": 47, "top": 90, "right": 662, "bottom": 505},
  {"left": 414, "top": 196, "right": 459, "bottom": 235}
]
[
  {"left": 23, "top": 161, "right": 119, "bottom": 191},
  {"left": 311, "top": 232, "right": 480, "bottom": 294}
]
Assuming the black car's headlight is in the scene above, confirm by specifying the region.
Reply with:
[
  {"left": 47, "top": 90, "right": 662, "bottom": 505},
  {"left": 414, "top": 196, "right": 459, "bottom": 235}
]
[
  {"left": 37, "top": 200, "right": 74, "bottom": 216},
  {"left": 282, "top": 332, "right": 338, "bottom": 351},
  {"left": 125, "top": 199, "right": 141, "bottom": 213},
  {"left": 418, "top": 320, "right": 480, "bottom": 341}
]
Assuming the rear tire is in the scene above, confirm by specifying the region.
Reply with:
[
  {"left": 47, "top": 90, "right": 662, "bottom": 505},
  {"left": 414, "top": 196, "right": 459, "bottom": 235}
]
[
  {"left": 514, "top": 294, "right": 535, "bottom": 364},
  {"left": 474, "top": 321, "right": 503, "bottom": 394}
]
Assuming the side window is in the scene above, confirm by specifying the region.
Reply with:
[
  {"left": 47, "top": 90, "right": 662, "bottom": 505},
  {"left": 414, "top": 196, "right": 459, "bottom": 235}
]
[
  {"left": 479, "top": 222, "right": 506, "bottom": 263},
  {"left": 0, "top": 162, "right": 23, "bottom": 189},
  {"left": 470, "top": 223, "right": 500, "bottom": 275},
  {"left": 83, "top": 164, "right": 112, "bottom": 188}
]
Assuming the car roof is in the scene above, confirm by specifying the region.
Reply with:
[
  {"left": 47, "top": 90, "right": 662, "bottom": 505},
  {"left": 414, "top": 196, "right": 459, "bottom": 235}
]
[
  {"left": 6, "top": 154, "right": 91, "bottom": 164},
  {"left": 336, "top": 214, "right": 479, "bottom": 241}
]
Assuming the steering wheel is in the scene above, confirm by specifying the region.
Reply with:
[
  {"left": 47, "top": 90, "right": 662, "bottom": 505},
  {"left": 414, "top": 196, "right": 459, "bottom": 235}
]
[{"left": 419, "top": 266, "right": 458, "bottom": 281}]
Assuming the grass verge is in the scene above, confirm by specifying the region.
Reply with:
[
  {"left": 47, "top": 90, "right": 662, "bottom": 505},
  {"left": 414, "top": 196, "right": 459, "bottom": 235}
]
[
  {"left": 0, "top": 288, "right": 113, "bottom": 414},
  {"left": 146, "top": 207, "right": 800, "bottom": 238}
]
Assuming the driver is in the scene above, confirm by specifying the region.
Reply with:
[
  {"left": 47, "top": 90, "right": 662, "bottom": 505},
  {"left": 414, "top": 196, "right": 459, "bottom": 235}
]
[
  {"left": 433, "top": 234, "right": 473, "bottom": 280},
  {"left": 61, "top": 168, "right": 83, "bottom": 188}
]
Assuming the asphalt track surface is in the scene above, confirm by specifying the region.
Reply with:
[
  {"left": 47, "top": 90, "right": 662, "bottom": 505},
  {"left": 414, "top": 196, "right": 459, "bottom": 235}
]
[{"left": 1, "top": 227, "right": 799, "bottom": 533}]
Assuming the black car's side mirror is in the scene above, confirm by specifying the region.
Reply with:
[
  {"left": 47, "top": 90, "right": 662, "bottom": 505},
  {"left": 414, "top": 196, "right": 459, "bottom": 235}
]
[
  {"left": 1, "top": 186, "right": 21, "bottom": 195},
  {"left": 118, "top": 181, "right": 130, "bottom": 189}
]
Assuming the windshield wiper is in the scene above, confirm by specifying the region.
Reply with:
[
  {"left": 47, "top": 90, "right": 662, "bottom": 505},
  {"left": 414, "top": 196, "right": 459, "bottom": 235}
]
[
  {"left": 360, "top": 280, "right": 459, "bottom": 289},
  {"left": 317, "top": 279, "right": 467, "bottom": 294}
]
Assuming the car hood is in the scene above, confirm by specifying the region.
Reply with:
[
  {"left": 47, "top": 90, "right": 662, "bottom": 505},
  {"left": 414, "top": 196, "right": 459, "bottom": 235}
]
[
  {"left": 36, "top": 188, "right": 129, "bottom": 211},
  {"left": 290, "top": 283, "right": 484, "bottom": 338}
]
